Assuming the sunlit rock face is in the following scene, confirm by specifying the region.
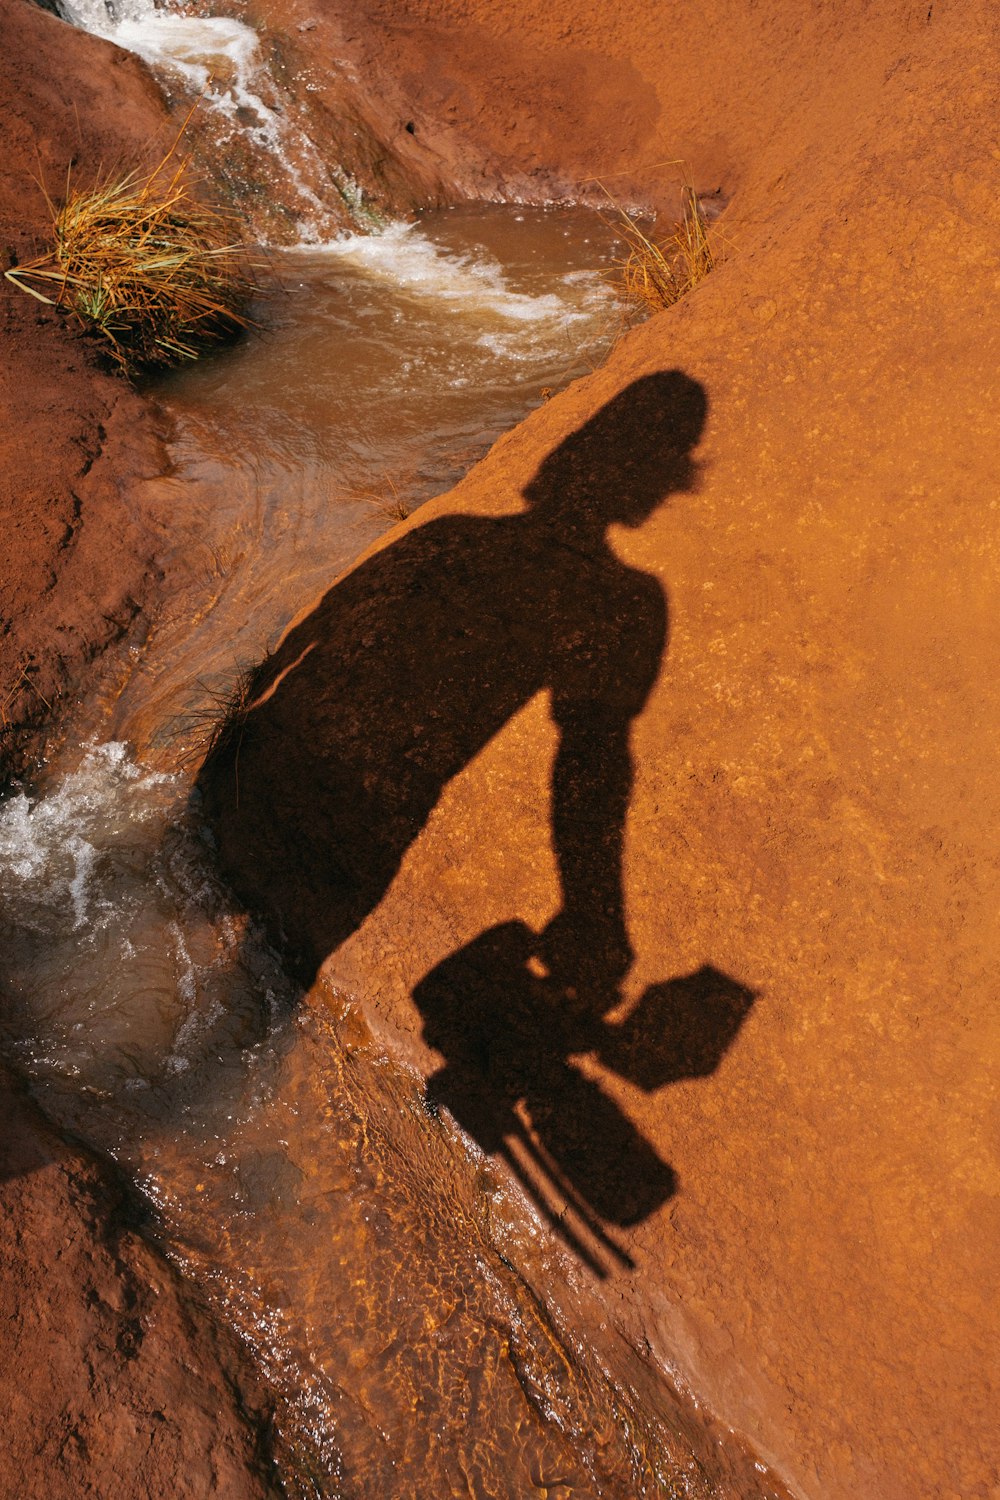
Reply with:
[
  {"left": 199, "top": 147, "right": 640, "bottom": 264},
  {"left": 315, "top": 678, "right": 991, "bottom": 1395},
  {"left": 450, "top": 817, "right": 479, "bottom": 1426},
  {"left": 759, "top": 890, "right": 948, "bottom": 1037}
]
[
  {"left": 195, "top": 4, "right": 1000, "bottom": 1497},
  {"left": 2, "top": 0, "right": 999, "bottom": 1497}
]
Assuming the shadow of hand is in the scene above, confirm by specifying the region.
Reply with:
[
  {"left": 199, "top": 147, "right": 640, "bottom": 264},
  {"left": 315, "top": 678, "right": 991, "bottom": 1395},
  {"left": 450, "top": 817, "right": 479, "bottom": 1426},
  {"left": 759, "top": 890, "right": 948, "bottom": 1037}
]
[{"left": 416, "top": 924, "right": 756, "bottom": 1260}]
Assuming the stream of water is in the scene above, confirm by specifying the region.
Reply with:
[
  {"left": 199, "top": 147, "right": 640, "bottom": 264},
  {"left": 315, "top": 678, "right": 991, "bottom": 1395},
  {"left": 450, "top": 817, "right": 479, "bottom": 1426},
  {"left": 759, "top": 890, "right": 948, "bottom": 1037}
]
[
  {"left": 0, "top": 4, "right": 744, "bottom": 1494},
  {"left": 60, "top": 0, "right": 370, "bottom": 235},
  {"left": 93, "top": 208, "right": 622, "bottom": 755}
]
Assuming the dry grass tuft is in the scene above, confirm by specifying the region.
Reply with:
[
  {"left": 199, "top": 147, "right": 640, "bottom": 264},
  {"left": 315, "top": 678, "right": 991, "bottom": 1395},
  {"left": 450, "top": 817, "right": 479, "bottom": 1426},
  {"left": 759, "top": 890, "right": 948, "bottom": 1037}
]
[
  {"left": 174, "top": 663, "right": 260, "bottom": 769},
  {"left": 364, "top": 470, "right": 411, "bottom": 524},
  {"left": 5, "top": 135, "right": 258, "bottom": 373},
  {"left": 1, "top": 661, "right": 51, "bottom": 733},
  {"left": 604, "top": 180, "right": 720, "bottom": 318}
]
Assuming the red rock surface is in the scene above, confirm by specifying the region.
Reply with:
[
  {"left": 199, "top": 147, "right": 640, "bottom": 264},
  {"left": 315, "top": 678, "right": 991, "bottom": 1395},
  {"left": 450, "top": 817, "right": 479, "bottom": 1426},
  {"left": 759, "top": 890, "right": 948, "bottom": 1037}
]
[
  {"left": 0, "top": 0, "right": 179, "bottom": 777},
  {"left": 3, "top": 0, "right": 1000, "bottom": 1495},
  {"left": 200, "top": 2, "right": 1000, "bottom": 1498},
  {"left": 0, "top": 1065, "right": 283, "bottom": 1498}
]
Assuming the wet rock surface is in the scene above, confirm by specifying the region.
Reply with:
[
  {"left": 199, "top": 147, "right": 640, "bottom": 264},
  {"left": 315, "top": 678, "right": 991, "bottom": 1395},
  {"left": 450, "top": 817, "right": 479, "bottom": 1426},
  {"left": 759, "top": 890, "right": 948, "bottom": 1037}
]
[
  {"left": 0, "top": 0, "right": 176, "bottom": 780},
  {"left": 0, "top": 1065, "right": 284, "bottom": 1499}
]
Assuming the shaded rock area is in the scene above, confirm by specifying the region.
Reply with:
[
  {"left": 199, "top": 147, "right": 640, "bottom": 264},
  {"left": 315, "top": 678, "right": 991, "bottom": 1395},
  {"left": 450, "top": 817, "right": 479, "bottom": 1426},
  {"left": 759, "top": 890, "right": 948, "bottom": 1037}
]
[
  {"left": 199, "top": 3, "right": 1000, "bottom": 1499},
  {"left": 0, "top": 1064, "right": 284, "bottom": 1498},
  {"left": 136, "top": 3, "right": 459, "bottom": 242}
]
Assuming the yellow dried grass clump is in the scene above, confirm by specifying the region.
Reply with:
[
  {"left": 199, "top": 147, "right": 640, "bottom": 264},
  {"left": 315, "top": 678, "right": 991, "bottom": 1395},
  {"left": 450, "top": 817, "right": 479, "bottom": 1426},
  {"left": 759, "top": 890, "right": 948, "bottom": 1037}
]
[
  {"left": 606, "top": 182, "right": 719, "bottom": 317},
  {"left": 5, "top": 145, "right": 257, "bottom": 373}
]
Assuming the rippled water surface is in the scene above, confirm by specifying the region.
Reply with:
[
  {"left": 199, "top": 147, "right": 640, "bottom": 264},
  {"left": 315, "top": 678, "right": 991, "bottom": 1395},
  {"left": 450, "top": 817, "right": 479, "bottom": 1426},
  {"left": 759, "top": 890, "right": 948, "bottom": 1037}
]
[
  {"left": 89, "top": 207, "right": 620, "bottom": 756},
  {"left": 0, "top": 210, "right": 731, "bottom": 1497}
]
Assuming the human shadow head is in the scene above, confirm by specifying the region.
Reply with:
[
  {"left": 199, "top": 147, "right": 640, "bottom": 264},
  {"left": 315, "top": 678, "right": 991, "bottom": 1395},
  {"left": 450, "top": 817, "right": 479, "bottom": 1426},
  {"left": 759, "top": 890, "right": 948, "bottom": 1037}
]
[
  {"left": 194, "top": 375, "right": 707, "bottom": 995},
  {"left": 191, "top": 362, "right": 752, "bottom": 1275},
  {"left": 522, "top": 368, "right": 708, "bottom": 529}
]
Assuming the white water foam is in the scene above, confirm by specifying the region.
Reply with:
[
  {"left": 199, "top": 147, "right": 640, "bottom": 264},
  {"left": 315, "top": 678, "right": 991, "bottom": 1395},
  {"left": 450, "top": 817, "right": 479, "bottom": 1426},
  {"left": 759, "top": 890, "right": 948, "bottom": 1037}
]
[
  {"left": 0, "top": 742, "right": 276, "bottom": 1091},
  {"left": 63, "top": 0, "right": 259, "bottom": 94},
  {"left": 306, "top": 220, "right": 607, "bottom": 325},
  {"left": 60, "top": 0, "right": 337, "bottom": 234},
  {"left": 0, "top": 743, "right": 171, "bottom": 928}
]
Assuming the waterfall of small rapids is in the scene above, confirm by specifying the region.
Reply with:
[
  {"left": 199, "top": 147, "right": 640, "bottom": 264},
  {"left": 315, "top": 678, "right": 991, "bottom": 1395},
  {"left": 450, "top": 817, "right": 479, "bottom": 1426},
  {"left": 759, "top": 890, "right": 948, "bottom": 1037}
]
[
  {"left": 0, "top": 4, "right": 728, "bottom": 1496},
  {"left": 59, "top": 0, "right": 358, "bottom": 236}
]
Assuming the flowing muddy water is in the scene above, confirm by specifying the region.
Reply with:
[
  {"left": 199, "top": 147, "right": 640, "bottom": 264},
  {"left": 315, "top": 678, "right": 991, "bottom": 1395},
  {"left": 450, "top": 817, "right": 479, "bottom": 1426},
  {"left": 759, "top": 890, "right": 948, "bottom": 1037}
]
[
  {"left": 84, "top": 209, "right": 623, "bottom": 756},
  {"left": 0, "top": 212, "right": 734, "bottom": 1496}
]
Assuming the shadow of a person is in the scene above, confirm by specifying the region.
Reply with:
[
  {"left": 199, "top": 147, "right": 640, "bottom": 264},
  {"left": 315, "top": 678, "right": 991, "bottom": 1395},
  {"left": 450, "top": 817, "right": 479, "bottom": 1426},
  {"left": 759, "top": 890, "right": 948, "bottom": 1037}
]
[
  {"left": 415, "top": 921, "right": 755, "bottom": 1272},
  {"left": 197, "top": 370, "right": 755, "bottom": 1268}
]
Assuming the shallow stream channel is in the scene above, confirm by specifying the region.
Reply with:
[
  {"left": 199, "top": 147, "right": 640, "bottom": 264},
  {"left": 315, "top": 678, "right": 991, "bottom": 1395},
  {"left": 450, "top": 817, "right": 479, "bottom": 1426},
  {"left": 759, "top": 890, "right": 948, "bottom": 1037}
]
[{"left": 0, "top": 196, "right": 743, "bottom": 1494}]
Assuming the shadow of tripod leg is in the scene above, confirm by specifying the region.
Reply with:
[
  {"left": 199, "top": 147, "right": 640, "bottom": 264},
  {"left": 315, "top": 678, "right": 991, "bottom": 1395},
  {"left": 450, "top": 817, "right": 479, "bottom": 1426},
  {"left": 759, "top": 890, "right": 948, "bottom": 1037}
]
[{"left": 527, "top": 1064, "right": 677, "bottom": 1228}]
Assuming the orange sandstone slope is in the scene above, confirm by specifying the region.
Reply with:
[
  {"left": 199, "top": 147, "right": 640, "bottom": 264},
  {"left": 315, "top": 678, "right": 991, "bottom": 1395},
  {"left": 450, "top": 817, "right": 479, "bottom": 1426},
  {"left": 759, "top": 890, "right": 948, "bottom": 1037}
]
[{"left": 201, "top": 3, "right": 1000, "bottom": 1498}]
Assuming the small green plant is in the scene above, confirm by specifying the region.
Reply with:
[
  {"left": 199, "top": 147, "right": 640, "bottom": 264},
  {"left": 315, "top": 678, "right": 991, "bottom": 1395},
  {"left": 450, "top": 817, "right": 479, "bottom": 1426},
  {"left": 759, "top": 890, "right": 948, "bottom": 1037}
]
[
  {"left": 603, "top": 177, "right": 721, "bottom": 317},
  {"left": 5, "top": 133, "right": 258, "bottom": 373}
]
